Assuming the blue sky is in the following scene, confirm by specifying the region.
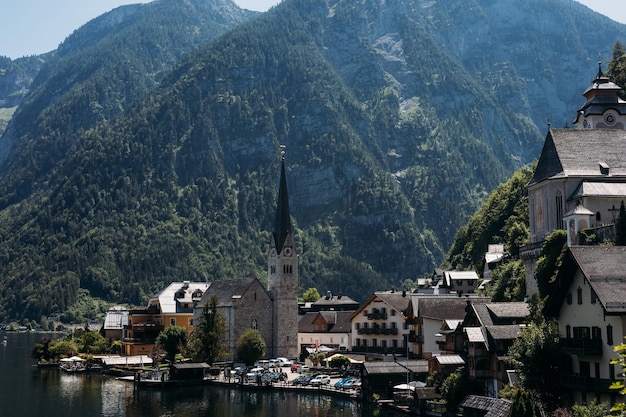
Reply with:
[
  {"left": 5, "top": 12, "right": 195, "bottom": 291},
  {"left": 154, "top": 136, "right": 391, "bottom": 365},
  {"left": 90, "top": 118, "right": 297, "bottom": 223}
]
[{"left": 0, "top": 0, "right": 624, "bottom": 59}]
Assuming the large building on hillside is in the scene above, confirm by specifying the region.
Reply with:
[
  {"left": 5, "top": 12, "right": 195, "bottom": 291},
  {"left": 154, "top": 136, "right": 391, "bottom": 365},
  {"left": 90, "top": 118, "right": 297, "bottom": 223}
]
[{"left": 522, "top": 64, "right": 626, "bottom": 293}]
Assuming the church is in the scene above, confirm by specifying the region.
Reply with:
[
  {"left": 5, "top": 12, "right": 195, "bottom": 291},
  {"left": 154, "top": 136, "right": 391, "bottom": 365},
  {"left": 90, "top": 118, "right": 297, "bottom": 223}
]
[
  {"left": 522, "top": 63, "right": 626, "bottom": 292},
  {"left": 194, "top": 149, "right": 299, "bottom": 362}
]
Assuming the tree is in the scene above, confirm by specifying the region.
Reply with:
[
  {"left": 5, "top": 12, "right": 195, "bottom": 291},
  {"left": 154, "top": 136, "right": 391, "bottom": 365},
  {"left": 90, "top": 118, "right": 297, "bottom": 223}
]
[
  {"left": 439, "top": 367, "right": 470, "bottom": 414},
  {"left": 510, "top": 388, "right": 541, "bottom": 417},
  {"left": 156, "top": 326, "right": 188, "bottom": 364},
  {"left": 535, "top": 230, "right": 567, "bottom": 298},
  {"left": 329, "top": 355, "right": 351, "bottom": 370},
  {"left": 236, "top": 329, "right": 266, "bottom": 366},
  {"left": 188, "top": 295, "right": 227, "bottom": 364},
  {"left": 506, "top": 317, "right": 562, "bottom": 411},
  {"left": 301, "top": 287, "right": 321, "bottom": 302},
  {"left": 610, "top": 337, "right": 626, "bottom": 415},
  {"left": 615, "top": 201, "right": 626, "bottom": 246}
]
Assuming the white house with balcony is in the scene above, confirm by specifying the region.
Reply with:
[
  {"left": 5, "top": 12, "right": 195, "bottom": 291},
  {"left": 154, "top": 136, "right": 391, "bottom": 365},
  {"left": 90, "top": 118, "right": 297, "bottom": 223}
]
[
  {"left": 544, "top": 246, "right": 626, "bottom": 407},
  {"left": 350, "top": 290, "right": 411, "bottom": 356}
]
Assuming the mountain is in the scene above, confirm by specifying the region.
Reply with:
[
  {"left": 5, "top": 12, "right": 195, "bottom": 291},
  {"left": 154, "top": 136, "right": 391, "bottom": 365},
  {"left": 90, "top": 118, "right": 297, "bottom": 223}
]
[
  {"left": 0, "top": 0, "right": 625, "bottom": 322},
  {"left": 0, "top": 0, "right": 256, "bottom": 196}
]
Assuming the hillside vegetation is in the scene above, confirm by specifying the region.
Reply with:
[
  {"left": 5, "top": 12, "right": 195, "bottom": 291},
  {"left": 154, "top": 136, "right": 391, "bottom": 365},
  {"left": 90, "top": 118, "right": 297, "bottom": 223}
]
[{"left": 0, "top": 0, "right": 625, "bottom": 322}]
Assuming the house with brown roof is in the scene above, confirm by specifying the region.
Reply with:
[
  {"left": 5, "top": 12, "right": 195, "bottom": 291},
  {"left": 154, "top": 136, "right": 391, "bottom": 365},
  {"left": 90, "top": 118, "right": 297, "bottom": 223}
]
[
  {"left": 543, "top": 246, "right": 626, "bottom": 407},
  {"left": 297, "top": 310, "right": 353, "bottom": 357},
  {"left": 405, "top": 294, "right": 490, "bottom": 359},
  {"left": 460, "top": 301, "right": 529, "bottom": 398},
  {"left": 351, "top": 290, "right": 412, "bottom": 356},
  {"left": 123, "top": 281, "right": 208, "bottom": 356}
]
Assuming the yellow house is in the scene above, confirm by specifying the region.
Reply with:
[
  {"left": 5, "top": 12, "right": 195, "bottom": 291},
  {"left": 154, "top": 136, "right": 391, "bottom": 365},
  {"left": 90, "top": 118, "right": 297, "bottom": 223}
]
[{"left": 123, "top": 281, "right": 208, "bottom": 357}]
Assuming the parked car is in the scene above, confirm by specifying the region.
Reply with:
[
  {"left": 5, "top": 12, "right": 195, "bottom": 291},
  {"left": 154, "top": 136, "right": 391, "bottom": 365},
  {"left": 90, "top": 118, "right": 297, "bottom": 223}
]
[
  {"left": 300, "top": 373, "right": 319, "bottom": 386},
  {"left": 342, "top": 378, "right": 361, "bottom": 390},
  {"left": 290, "top": 363, "right": 300, "bottom": 373},
  {"left": 309, "top": 375, "right": 330, "bottom": 386},
  {"left": 246, "top": 367, "right": 265, "bottom": 381},
  {"left": 334, "top": 377, "right": 354, "bottom": 390},
  {"left": 255, "top": 360, "right": 271, "bottom": 369},
  {"left": 291, "top": 375, "right": 307, "bottom": 386},
  {"left": 297, "top": 365, "right": 310, "bottom": 373},
  {"left": 275, "top": 357, "right": 293, "bottom": 367}
]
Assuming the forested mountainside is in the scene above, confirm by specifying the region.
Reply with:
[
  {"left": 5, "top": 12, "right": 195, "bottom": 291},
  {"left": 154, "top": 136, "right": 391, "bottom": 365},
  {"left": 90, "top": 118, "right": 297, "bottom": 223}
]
[
  {"left": 0, "top": 54, "right": 51, "bottom": 136},
  {"left": 0, "top": 0, "right": 625, "bottom": 322},
  {"left": 0, "top": 0, "right": 256, "bottom": 183}
]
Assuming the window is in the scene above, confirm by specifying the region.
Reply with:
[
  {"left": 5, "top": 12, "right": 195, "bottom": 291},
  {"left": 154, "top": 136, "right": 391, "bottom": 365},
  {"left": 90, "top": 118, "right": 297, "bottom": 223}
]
[
  {"left": 356, "top": 323, "right": 360, "bottom": 330},
  {"left": 591, "top": 288, "right": 597, "bottom": 304},
  {"left": 556, "top": 191, "right": 563, "bottom": 229},
  {"left": 577, "top": 287, "right": 583, "bottom": 304},
  {"left": 188, "top": 318, "right": 193, "bottom": 326},
  {"left": 610, "top": 362, "right": 615, "bottom": 380},
  {"left": 592, "top": 326, "right": 601, "bottom": 340},
  {"left": 566, "top": 293, "right": 572, "bottom": 305},
  {"left": 566, "top": 324, "right": 571, "bottom": 339},
  {"left": 607, "top": 324, "right": 614, "bottom": 345},
  {"left": 391, "top": 310, "right": 396, "bottom": 316},
  {"left": 372, "top": 339, "right": 377, "bottom": 348},
  {"left": 391, "top": 322, "right": 397, "bottom": 329},
  {"left": 595, "top": 362, "right": 601, "bottom": 378},
  {"left": 382, "top": 340, "right": 387, "bottom": 349},
  {"left": 573, "top": 326, "right": 590, "bottom": 339},
  {"left": 270, "top": 265, "right": 276, "bottom": 274},
  {"left": 170, "top": 318, "right": 176, "bottom": 326},
  {"left": 251, "top": 319, "right": 258, "bottom": 330},
  {"left": 596, "top": 211, "right": 602, "bottom": 222},
  {"left": 283, "top": 265, "right": 293, "bottom": 274}
]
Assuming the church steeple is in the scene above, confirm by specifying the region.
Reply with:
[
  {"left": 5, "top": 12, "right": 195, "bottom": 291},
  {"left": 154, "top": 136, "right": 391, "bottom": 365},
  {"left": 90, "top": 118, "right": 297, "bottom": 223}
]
[
  {"left": 273, "top": 147, "right": 292, "bottom": 255},
  {"left": 268, "top": 145, "right": 298, "bottom": 359},
  {"left": 573, "top": 61, "right": 626, "bottom": 129}
]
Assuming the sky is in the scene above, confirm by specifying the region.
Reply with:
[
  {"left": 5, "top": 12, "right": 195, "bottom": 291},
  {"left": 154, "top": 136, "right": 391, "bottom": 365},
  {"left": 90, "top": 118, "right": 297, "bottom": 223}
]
[{"left": 0, "top": 0, "right": 624, "bottom": 59}]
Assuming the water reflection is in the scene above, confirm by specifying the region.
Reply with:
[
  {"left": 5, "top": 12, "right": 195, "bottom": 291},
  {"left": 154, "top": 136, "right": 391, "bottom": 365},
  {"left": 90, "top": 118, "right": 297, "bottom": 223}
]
[{"left": 2, "top": 333, "right": 403, "bottom": 417}]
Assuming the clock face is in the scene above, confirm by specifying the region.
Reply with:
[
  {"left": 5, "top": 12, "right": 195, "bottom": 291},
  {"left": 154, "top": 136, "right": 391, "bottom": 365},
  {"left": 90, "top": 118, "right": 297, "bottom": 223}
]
[
  {"left": 604, "top": 112, "right": 617, "bottom": 126},
  {"left": 284, "top": 247, "right": 293, "bottom": 257}
]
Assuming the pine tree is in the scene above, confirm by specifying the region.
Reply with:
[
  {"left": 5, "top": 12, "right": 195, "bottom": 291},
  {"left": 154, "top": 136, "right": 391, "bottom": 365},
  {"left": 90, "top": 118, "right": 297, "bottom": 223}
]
[
  {"left": 615, "top": 201, "right": 626, "bottom": 246},
  {"left": 188, "top": 295, "right": 227, "bottom": 365}
]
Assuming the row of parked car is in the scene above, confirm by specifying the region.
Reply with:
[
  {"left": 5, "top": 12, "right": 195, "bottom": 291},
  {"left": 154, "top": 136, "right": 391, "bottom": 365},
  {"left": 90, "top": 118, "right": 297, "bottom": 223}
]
[{"left": 290, "top": 373, "right": 361, "bottom": 390}]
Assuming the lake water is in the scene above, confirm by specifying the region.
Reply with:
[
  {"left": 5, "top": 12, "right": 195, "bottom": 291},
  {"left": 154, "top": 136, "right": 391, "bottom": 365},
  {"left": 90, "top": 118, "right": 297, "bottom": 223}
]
[{"left": 0, "top": 332, "right": 404, "bottom": 417}]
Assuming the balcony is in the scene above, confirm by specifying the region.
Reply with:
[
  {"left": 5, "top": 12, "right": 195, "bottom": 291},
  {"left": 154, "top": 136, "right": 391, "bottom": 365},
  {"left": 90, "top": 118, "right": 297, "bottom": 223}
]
[
  {"left": 408, "top": 331, "right": 424, "bottom": 344},
  {"left": 367, "top": 311, "right": 388, "bottom": 320},
  {"left": 559, "top": 337, "right": 603, "bottom": 356},
  {"left": 560, "top": 373, "right": 613, "bottom": 393}
]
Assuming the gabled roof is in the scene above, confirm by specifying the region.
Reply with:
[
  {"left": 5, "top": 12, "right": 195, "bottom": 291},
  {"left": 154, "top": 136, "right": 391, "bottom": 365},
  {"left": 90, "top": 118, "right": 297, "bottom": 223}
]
[
  {"left": 469, "top": 302, "right": 529, "bottom": 327},
  {"left": 351, "top": 291, "right": 411, "bottom": 319},
  {"left": 545, "top": 246, "right": 626, "bottom": 316},
  {"left": 461, "top": 395, "right": 511, "bottom": 417},
  {"left": 412, "top": 296, "right": 487, "bottom": 321},
  {"left": 531, "top": 129, "right": 626, "bottom": 185},
  {"left": 201, "top": 277, "right": 261, "bottom": 307},
  {"left": 485, "top": 325, "right": 525, "bottom": 341},
  {"left": 570, "top": 181, "right": 626, "bottom": 200},
  {"left": 298, "top": 311, "right": 353, "bottom": 333},
  {"left": 151, "top": 281, "right": 209, "bottom": 313}
]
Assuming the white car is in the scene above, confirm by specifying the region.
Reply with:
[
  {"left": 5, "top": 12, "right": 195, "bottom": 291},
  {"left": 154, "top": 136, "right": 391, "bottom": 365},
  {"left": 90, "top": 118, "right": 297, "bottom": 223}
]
[
  {"left": 275, "top": 357, "right": 293, "bottom": 367},
  {"left": 309, "top": 375, "right": 330, "bottom": 386},
  {"left": 246, "top": 367, "right": 265, "bottom": 380}
]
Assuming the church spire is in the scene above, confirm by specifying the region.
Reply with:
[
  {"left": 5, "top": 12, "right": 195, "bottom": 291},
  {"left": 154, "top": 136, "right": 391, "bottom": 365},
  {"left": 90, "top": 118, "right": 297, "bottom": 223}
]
[{"left": 273, "top": 145, "right": 292, "bottom": 254}]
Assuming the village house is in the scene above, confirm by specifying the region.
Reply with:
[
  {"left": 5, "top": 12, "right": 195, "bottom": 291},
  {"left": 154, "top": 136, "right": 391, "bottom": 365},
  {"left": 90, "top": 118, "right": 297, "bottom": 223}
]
[
  {"left": 405, "top": 293, "right": 490, "bottom": 359},
  {"left": 297, "top": 310, "right": 353, "bottom": 357},
  {"left": 460, "top": 301, "right": 529, "bottom": 398},
  {"left": 122, "top": 281, "right": 208, "bottom": 356},
  {"left": 350, "top": 290, "right": 411, "bottom": 357},
  {"left": 543, "top": 246, "right": 626, "bottom": 407}
]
